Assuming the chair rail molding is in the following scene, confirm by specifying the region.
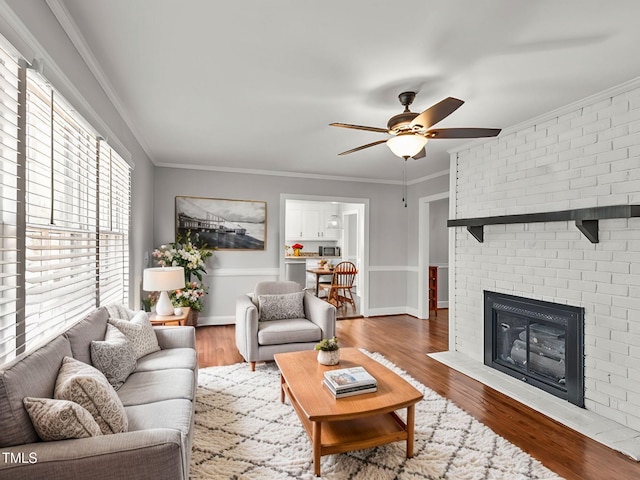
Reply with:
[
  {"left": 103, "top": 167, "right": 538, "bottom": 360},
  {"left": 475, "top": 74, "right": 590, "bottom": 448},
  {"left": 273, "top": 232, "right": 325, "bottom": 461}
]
[{"left": 204, "top": 268, "right": 280, "bottom": 277}]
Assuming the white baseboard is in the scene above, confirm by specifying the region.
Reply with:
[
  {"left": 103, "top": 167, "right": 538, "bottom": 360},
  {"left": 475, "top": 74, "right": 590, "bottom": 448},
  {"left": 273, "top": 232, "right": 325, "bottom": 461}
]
[
  {"left": 195, "top": 315, "right": 235, "bottom": 326},
  {"left": 367, "top": 306, "right": 415, "bottom": 317}
]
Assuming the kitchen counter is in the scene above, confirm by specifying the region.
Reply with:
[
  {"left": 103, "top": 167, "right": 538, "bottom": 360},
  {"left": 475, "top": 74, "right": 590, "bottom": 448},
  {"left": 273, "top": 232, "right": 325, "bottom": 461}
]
[{"left": 285, "top": 255, "right": 342, "bottom": 289}]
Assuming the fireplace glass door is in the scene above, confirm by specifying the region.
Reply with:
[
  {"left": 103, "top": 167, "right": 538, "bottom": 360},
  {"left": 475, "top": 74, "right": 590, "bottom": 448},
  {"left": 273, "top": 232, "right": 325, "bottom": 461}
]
[
  {"left": 495, "top": 312, "right": 567, "bottom": 387},
  {"left": 484, "top": 291, "right": 584, "bottom": 407}
]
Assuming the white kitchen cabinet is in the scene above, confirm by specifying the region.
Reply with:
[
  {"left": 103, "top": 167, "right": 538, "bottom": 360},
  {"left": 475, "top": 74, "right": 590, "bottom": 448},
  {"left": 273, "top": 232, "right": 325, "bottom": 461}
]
[
  {"left": 286, "top": 201, "right": 340, "bottom": 241},
  {"left": 301, "top": 207, "right": 322, "bottom": 239},
  {"left": 285, "top": 206, "right": 303, "bottom": 239}
]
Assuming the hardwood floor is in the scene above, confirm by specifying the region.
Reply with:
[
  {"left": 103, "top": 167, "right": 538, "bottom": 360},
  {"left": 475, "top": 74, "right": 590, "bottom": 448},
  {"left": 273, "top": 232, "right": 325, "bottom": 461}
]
[{"left": 195, "top": 311, "right": 640, "bottom": 480}]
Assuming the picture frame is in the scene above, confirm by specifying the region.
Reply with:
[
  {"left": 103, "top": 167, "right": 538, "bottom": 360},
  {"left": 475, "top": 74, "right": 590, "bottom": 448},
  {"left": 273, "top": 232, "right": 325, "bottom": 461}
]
[{"left": 175, "top": 196, "right": 267, "bottom": 250}]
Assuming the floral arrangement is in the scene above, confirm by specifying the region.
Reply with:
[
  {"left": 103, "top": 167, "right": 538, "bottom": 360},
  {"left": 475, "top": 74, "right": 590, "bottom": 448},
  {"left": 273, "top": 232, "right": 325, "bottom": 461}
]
[
  {"left": 171, "top": 281, "right": 208, "bottom": 312},
  {"left": 152, "top": 230, "right": 214, "bottom": 282},
  {"left": 315, "top": 337, "right": 339, "bottom": 351},
  {"left": 151, "top": 231, "right": 214, "bottom": 312}
]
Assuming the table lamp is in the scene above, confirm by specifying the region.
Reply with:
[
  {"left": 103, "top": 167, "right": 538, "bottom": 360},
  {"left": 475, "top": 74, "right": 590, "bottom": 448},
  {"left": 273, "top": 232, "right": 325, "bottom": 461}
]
[{"left": 143, "top": 267, "right": 185, "bottom": 316}]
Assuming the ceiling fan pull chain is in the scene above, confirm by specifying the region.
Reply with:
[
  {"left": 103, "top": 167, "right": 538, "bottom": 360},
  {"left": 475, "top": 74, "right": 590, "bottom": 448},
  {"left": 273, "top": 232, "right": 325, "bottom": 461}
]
[{"left": 402, "top": 159, "right": 408, "bottom": 208}]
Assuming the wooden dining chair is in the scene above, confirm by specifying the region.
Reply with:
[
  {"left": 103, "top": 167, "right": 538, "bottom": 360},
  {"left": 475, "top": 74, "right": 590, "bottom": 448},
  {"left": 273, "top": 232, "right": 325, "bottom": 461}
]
[{"left": 318, "top": 261, "right": 358, "bottom": 309}]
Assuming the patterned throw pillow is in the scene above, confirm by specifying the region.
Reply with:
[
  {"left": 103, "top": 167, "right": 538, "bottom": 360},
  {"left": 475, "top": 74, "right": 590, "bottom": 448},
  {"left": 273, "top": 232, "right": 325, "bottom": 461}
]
[
  {"left": 54, "top": 356, "right": 128, "bottom": 435},
  {"left": 108, "top": 311, "right": 160, "bottom": 359},
  {"left": 104, "top": 303, "right": 135, "bottom": 321},
  {"left": 258, "top": 291, "right": 305, "bottom": 321},
  {"left": 91, "top": 324, "right": 137, "bottom": 390},
  {"left": 23, "top": 397, "right": 102, "bottom": 441}
]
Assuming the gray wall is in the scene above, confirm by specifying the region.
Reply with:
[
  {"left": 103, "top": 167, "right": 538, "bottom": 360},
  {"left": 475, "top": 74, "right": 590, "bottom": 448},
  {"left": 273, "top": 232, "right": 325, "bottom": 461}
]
[
  {"left": 1, "top": 0, "right": 155, "bottom": 308},
  {"left": 429, "top": 198, "right": 448, "bottom": 264},
  {"left": 154, "top": 167, "right": 450, "bottom": 322}
]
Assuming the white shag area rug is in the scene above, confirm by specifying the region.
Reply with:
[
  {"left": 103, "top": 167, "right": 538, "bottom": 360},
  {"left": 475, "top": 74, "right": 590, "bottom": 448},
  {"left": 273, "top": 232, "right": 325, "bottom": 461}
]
[{"left": 191, "top": 351, "right": 563, "bottom": 479}]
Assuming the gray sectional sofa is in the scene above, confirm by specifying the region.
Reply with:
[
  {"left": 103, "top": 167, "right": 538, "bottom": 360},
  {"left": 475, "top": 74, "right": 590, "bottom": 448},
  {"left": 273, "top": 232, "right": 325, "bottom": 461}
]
[{"left": 0, "top": 307, "right": 198, "bottom": 480}]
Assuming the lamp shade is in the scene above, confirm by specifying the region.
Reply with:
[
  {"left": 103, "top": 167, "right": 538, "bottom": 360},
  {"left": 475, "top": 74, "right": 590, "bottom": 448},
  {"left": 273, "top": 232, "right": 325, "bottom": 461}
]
[
  {"left": 143, "top": 267, "right": 185, "bottom": 316},
  {"left": 386, "top": 134, "right": 428, "bottom": 158},
  {"left": 143, "top": 267, "right": 185, "bottom": 291}
]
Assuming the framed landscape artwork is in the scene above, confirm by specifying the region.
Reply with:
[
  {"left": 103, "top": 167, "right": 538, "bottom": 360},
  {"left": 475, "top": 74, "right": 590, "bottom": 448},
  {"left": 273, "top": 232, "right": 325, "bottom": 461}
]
[{"left": 175, "top": 196, "right": 267, "bottom": 250}]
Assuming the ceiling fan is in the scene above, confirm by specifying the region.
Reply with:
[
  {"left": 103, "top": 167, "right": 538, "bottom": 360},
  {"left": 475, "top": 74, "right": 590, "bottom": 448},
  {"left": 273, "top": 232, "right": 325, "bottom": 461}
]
[{"left": 330, "top": 92, "right": 501, "bottom": 159}]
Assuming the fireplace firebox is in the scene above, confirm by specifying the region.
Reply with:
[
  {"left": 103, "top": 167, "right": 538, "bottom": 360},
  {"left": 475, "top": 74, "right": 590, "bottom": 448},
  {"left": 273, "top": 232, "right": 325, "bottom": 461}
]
[{"left": 484, "top": 291, "right": 585, "bottom": 407}]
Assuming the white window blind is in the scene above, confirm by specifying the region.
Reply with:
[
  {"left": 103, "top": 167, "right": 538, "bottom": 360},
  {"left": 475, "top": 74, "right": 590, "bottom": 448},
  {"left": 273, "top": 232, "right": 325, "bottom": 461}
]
[
  {"left": 24, "top": 71, "right": 99, "bottom": 347},
  {"left": 0, "top": 42, "right": 131, "bottom": 366},
  {"left": 0, "top": 46, "right": 20, "bottom": 363},
  {"left": 98, "top": 139, "right": 129, "bottom": 307}
]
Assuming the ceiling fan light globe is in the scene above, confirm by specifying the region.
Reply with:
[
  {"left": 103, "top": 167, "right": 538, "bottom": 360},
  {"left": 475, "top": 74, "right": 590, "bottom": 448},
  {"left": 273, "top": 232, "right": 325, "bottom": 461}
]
[{"left": 386, "top": 135, "right": 428, "bottom": 158}]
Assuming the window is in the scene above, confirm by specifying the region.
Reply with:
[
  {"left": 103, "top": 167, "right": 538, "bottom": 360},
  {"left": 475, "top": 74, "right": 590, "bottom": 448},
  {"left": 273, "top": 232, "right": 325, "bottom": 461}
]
[
  {"left": 0, "top": 44, "right": 130, "bottom": 365},
  {"left": 98, "top": 139, "right": 130, "bottom": 306},
  {"left": 24, "top": 72, "right": 99, "bottom": 347},
  {"left": 0, "top": 46, "right": 20, "bottom": 363}
]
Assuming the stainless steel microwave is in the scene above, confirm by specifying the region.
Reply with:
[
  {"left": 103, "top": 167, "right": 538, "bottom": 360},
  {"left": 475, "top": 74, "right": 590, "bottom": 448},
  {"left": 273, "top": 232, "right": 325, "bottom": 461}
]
[{"left": 318, "top": 246, "right": 340, "bottom": 257}]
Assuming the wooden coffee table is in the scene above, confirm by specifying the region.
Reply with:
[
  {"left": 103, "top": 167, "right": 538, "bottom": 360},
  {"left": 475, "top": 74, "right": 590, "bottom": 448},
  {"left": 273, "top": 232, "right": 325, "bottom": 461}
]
[{"left": 274, "top": 348, "right": 423, "bottom": 476}]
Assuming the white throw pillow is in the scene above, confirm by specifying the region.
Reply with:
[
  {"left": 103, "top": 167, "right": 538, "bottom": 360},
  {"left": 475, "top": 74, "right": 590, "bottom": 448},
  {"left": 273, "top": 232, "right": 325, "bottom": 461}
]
[
  {"left": 104, "top": 303, "right": 136, "bottom": 321},
  {"left": 91, "top": 324, "right": 137, "bottom": 390},
  {"left": 108, "top": 311, "right": 160, "bottom": 359},
  {"left": 258, "top": 291, "right": 305, "bottom": 321},
  {"left": 54, "top": 356, "right": 128, "bottom": 435},
  {"left": 23, "top": 397, "right": 102, "bottom": 441}
]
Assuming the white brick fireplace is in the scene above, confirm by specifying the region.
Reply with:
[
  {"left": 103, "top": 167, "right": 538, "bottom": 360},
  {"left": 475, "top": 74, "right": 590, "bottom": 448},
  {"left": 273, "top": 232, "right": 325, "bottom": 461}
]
[{"left": 434, "top": 78, "right": 640, "bottom": 460}]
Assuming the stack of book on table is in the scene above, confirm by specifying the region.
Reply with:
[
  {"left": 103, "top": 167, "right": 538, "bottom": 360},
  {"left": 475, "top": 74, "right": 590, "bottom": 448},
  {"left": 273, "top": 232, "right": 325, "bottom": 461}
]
[{"left": 323, "top": 366, "right": 377, "bottom": 398}]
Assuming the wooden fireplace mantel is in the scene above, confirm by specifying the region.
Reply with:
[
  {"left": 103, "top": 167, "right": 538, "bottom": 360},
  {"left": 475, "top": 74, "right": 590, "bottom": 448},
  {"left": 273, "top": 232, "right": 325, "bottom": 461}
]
[{"left": 447, "top": 204, "right": 640, "bottom": 244}]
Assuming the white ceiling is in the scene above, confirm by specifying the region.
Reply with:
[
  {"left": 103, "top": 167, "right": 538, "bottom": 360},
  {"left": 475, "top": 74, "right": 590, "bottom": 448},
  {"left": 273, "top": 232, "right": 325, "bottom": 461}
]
[{"left": 50, "top": 0, "right": 640, "bottom": 183}]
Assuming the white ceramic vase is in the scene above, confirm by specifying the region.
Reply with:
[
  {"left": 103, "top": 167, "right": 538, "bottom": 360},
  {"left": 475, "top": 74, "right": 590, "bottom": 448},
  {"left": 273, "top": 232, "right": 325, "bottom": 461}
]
[{"left": 317, "top": 349, "right": 340, "bottom": 366}]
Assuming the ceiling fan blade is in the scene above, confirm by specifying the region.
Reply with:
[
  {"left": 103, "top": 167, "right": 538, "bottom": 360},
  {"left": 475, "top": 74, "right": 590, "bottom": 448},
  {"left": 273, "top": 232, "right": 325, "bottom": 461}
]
[
  {"left": 330, "top": 122, "right": 389, "bottom": 134},
  {"left": 409, "top": 97, "right": 464, "bottom": 130},
  {"left": 338, "top": 139, "right": 388, "bottom": 156},
  {"left": 426, "top": 128, "right": 501, "bottom": 139},
  {"left": 412, "top": 147, "right": 426, "bottom": 159}
]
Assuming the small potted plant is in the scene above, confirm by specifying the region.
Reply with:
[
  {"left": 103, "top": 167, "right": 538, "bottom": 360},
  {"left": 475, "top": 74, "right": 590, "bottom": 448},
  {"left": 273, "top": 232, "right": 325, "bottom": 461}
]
[{"left": 315, "top": 337, "right": 340, "bottom": 365}]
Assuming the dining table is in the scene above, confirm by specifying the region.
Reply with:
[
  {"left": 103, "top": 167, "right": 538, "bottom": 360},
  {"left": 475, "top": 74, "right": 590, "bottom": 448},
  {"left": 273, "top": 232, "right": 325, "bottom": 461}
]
[{"left": 306, "top": 267, "right": 335, "bottom": 296}]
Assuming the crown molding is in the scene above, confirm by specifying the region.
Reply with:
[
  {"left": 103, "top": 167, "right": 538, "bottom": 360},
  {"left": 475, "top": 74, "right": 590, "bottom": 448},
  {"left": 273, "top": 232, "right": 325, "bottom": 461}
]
[
  {"left": 155, "top": 161, "right": 449, "bottom": 186},
  {"left": 36, "top": 0, "right": 454, "bottom": 185},
  {"left": 449, "top": 75, "right": 640, "bottom": 154},
  {"left": 154, "top": 161, "right": 446, "bottom": 185},
  {"left": 407, "top": 168, "right": 449, "bottom": 185},
  {"left": 45, "top": 0, "right": 150, "bottom": 163},
  {"left": 0, "top": 0, "right": 133, "bottom": 166}
]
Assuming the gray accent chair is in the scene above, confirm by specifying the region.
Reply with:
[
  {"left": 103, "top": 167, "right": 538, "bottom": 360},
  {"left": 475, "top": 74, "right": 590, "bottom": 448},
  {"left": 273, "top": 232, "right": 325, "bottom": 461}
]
[{"left": 235, "top": 281, "right": 336, "bottom": 371}]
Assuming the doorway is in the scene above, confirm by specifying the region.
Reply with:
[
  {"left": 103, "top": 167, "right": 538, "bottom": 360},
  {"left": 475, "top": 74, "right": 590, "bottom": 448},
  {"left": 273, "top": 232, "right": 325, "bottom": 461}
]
[
  {"left": 418, "top": 192, "right": 449, "bottom": 319},
  {"left": 280, "top": 194, "right": 369, "bottom": 317},
  {"left": 337, "top": 208, "right": 362, "bottom": 317},
  {"left": 342, "top": 209, "right": 359, "bottom": 291}
]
